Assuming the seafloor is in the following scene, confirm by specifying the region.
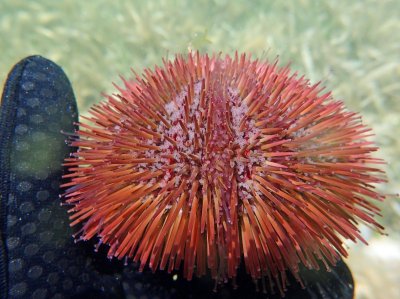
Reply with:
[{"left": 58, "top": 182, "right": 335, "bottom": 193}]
[{"left": 1, "top": 1, "right": 399, "bottom": 298}]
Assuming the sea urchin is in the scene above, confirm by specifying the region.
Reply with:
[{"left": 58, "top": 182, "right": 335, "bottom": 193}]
[{"left": 62, "top": 52, "right": 386, "bottom": 294}]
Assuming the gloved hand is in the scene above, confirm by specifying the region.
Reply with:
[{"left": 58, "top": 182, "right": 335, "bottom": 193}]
[{"left": 0, "top": 56, "right": 354, "bottom": 299}]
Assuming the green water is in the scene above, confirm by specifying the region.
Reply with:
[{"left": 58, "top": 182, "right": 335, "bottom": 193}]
[{"left": 1, "top": 1, "right": 399, "bottom": 298}]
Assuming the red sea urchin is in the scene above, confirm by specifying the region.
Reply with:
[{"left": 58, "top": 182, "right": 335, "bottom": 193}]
[{"left": 61, "top": 52, "right": 386, "bottom": 294}]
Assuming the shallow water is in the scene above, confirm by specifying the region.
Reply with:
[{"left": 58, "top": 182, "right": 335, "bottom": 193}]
[{"left": 1, "top": 1, "right": 399, "bottom": 298}]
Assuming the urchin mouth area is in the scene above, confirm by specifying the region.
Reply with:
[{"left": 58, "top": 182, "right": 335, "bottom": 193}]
[{"left": 153, "top": 79, "right": 263, "bottom": 212}]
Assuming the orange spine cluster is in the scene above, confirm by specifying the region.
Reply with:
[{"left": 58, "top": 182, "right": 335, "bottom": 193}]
[{"left": 62, "top": 52, "right": 385, "bottom": 294}]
